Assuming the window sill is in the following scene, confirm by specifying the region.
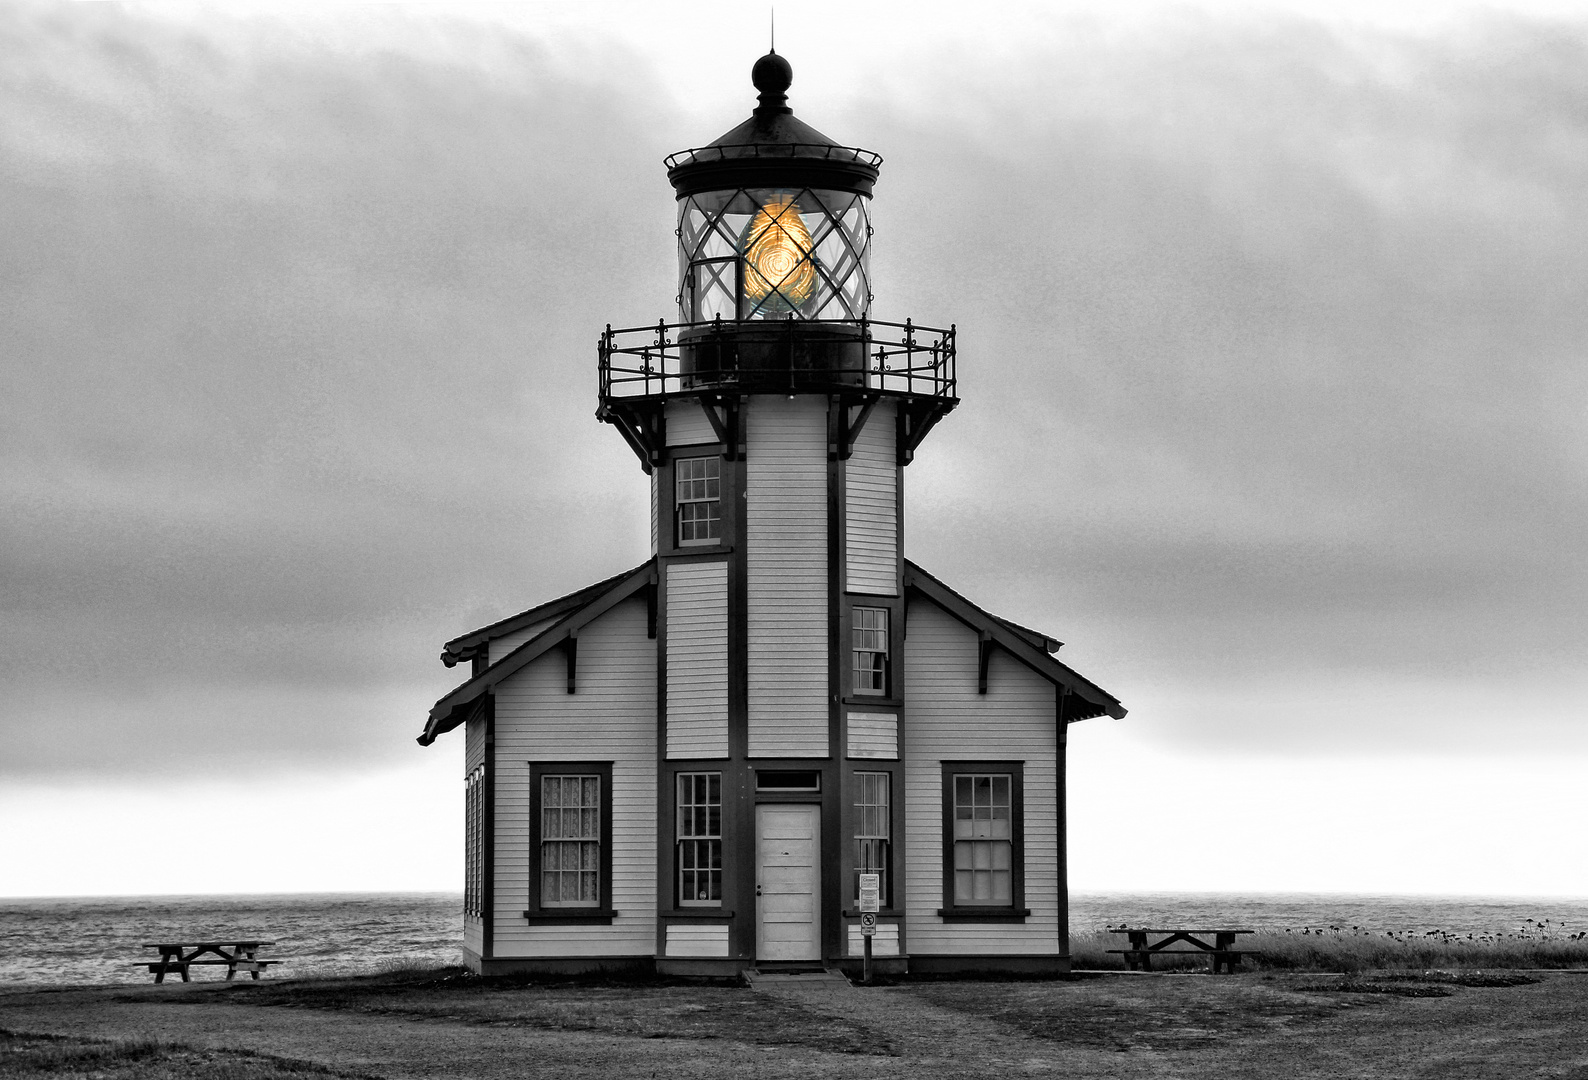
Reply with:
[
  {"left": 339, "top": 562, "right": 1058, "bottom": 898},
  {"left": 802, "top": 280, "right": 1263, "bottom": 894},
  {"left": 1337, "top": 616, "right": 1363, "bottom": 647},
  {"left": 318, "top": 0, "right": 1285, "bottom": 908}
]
[
  {"left": 841, "top": 909, "right": 902, "bottom": 919},
  {"left": 660, "top": 909, "right": 736, "bottom": 920},
  {"left": 522, "top": 909, "right": 617, "bottom": 924},
  {"left": 936, "top": 908, "right": 1031, "bottom": 923},
  {"left": 843, "top": 696, "right": 902, "bottom": 708},
  {"left": 668, "top": 544, "right": 734, "bottom": 557}
]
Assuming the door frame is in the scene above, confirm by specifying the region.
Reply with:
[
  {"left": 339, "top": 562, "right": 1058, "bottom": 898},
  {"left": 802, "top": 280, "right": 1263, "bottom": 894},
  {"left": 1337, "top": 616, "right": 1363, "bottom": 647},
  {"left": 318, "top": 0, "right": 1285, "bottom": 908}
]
[{"left": 754, "top": 802, "right": 823, "bottom": 962}]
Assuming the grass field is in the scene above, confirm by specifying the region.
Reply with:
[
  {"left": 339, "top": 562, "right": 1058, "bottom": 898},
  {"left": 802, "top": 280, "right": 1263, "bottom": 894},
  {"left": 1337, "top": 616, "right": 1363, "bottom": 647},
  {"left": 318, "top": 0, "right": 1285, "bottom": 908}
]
[
  {"left": 4, "top": 964, "right": 1587, "bottom": 1078},
  {"left": 1070, "top": 924, "right": 1588, "bottom": 973},
  {"left": 0, "top": 1030, "right": 370, "bottom": 1079}
]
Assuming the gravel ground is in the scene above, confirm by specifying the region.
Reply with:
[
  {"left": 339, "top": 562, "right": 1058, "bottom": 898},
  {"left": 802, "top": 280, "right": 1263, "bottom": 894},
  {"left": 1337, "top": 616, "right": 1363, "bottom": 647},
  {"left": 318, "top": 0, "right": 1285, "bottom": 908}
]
[{"left": 3, "top": 971, "right": 1586, "bottom": 1078}]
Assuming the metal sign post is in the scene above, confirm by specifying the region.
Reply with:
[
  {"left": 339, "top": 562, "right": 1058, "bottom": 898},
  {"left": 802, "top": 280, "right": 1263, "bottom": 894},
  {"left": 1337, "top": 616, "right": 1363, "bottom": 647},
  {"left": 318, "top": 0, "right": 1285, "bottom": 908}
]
[{"left": 858, "top": 874, "right": 880, "bottom": 985}]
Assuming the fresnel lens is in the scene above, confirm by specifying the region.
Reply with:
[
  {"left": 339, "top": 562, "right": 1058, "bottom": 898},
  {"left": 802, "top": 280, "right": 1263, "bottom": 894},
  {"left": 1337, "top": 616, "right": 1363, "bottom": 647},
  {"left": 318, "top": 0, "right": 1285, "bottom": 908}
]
[{"left": 741, "top": 194, "right": 816, "bottom": 315}]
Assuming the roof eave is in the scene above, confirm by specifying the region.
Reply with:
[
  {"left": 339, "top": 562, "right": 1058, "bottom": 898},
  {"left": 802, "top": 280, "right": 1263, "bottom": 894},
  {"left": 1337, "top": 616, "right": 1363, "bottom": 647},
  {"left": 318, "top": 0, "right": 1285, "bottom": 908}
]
[
  {"left": 418, "top": 561, "right": 658, "bottom": 746},
  {"left": 903, "top": 560, "right": 1126, "bottom": 722}
]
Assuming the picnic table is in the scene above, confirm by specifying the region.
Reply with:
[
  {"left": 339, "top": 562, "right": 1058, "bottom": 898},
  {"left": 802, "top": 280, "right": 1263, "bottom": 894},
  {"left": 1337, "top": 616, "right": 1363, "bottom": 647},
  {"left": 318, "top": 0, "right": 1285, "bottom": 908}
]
[
  {"left": 141, "top": 941, "right": 279, "bottom": 983},
  {"left": 1107, "top": 928, "right": 1253, "bottom": 974}
]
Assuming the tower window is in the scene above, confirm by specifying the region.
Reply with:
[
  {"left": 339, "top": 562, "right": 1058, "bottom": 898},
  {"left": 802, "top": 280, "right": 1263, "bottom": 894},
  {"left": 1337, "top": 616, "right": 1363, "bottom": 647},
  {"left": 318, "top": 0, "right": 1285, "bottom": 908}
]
[
  {"left": 677, "top": 772, "right": 722, "bottom": 906},
  {"left": 854, "top": 771, "right": 891, "bottom": 907},
  {"left": 852, "top": 607, "right": 889, "bottom": 695},
  {"left": 676, "top": 456, "right": 721, "bottom": 546}
]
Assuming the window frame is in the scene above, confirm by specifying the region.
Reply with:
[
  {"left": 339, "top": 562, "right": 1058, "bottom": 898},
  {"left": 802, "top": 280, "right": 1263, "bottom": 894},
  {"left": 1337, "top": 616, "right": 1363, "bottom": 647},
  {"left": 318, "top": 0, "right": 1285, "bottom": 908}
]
[
  {"left": 674, "top": 454, "right": 723, "bottom": 548},
  {"left": 851, "top": 605, "right": 891, "bottom": 697},
  {"left": 524, "top": 761, "right": 616, "bottom": 924},
  {"left": 676, "top": 771, "right": 724, "bottom": 908},
  {"left": 464, "top": 767, "right": 484, "bottom": 919},
  {"left": 938, "top": 761, "right": 1028, "bottom": 922},
  {"left": 853, "top": 770, "right": 893, "bottom": 909}
]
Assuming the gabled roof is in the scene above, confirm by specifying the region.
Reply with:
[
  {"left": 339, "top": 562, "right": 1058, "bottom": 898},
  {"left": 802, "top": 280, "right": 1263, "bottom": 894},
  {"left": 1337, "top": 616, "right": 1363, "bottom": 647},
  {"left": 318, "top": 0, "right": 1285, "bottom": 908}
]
[
  {"left": 417, "top": 560, "right": 657, "bottom": 746},
  {"left": 418, "top": 555, "right": 1123, "bottom": 746},
  {"left": 903, "top": 561, "right": 1127, "bottom": 722},
  {"left": 439, "top": 561, "right": 652, "bottom": 668}
]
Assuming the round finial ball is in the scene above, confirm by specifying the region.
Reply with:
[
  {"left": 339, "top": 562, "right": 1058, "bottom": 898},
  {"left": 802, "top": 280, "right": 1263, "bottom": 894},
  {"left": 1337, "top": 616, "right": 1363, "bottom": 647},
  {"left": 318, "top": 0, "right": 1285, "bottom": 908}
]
[{"left": 752, "top": 52, "right": 793, "bottom": 95}]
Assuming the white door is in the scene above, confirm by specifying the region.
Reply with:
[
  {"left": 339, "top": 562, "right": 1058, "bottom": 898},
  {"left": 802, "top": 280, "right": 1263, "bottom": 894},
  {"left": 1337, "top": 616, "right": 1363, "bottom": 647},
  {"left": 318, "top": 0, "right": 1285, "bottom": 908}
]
[{"left": 756, "top": 804, "right": 821, "bottom": 961}]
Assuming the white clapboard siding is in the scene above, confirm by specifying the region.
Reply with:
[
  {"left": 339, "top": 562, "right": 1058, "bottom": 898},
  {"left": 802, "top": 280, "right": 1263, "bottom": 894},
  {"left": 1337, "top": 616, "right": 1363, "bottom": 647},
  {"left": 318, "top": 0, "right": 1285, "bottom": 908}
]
[
  {"left": 465, "top": 714, "right": 486, "bottom": 775},
  {"left": 903, "top": 600, "right": 1061, "bottom": 956},
  {"left": 846, "top": 923, "right": 901, "bottom": 957},
  {"left": 490, "top": 597, "right": 658, "bottom": 958},
  {"left": 746, "top": 395, "right": 829, "bottom": 757},
  {"left": 846, "top": 712, "right": 898, "bottom": 760},
  {"left": 463, "top": 919, "right": 484, "bottom": 958},
  {"left": 665, "top": 924, "right": 730, "bottom": 958},
  {"left": 666, "top": 400, "right": 719, "bottom": 447},
  {"left": 844, "top": 399, "right": 899, "bottom": 596},
  {"left": 666, "top": 560, "right": 730, "bottom": 758},
  {"left": 488, "top": 618, "right": 557, "bottom": 665},
  {"left": 650, "top": 471, "right": 659, "bottom": 555}
]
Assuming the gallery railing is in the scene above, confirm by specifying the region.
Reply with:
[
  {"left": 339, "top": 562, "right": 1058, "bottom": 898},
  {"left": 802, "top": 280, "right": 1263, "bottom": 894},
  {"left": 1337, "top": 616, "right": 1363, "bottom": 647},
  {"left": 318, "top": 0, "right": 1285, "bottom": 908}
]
[{"left": 598, "top": 317, "right": 956, "bottom": 402}]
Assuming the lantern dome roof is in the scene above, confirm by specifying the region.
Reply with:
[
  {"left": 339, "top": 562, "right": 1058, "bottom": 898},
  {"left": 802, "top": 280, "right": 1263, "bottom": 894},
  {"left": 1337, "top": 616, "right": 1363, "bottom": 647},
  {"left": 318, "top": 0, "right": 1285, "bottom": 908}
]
[{"left": 665, "top": 52, "right": 881, "bottom": 198}]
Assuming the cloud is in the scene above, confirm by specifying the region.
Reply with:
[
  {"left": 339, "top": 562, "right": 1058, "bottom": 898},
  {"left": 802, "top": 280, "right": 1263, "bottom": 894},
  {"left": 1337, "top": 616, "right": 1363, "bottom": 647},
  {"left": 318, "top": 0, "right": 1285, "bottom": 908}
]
[{"left": 2, "top": 5, "right": 1583, "bottom": 778}]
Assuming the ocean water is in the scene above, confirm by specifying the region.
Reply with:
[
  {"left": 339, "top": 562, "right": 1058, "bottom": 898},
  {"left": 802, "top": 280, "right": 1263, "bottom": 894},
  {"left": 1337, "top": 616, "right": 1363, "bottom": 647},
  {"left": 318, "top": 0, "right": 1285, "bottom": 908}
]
[
  {"left": 0, "top": 893, "right": 463, "bottom": 986},
  {"left": 2, "top": 891, "right": 1586, "bottom": 986}
]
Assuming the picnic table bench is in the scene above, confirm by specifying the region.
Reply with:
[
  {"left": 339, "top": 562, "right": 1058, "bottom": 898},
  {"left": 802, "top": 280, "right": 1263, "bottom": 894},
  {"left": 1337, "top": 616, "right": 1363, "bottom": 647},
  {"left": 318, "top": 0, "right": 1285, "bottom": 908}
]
[
  {"left": 1107, "top": 928, "right": 1254, "bottom": 974},
  {"left": 140, "top": 941, "right": 279, "bottom": 983}
]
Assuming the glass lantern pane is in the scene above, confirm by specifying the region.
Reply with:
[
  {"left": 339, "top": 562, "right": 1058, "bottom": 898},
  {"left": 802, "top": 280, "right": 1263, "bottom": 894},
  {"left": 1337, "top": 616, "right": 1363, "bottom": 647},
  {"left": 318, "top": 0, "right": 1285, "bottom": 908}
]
[{"left": 677, "top": 187, "right": 872, "bottom": 324}]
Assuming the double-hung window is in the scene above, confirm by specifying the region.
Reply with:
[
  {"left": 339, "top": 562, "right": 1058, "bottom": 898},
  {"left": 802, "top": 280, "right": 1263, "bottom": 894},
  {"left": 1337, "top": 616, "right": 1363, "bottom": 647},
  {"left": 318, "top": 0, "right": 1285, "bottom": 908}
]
[
  {"left": 525, "top": 762, "right": 614, "bottom": 922},
  {"left": 852, "top": 607, "right": 889, "bottom": 696},
  {"left": 853, "top": 771, "right": 891, "bottom": 907},
  {"left": 541, "top": 773, "right": 601, "bottom": 906},
  {"left": 675, "top": 456, "right": 721, "bottom": 546},
  {"left": 940, "top": 762, "right": 1027, "bottom": 920},
  {"left": 677, "top": 772, "right": 722, "bottom": 905}
]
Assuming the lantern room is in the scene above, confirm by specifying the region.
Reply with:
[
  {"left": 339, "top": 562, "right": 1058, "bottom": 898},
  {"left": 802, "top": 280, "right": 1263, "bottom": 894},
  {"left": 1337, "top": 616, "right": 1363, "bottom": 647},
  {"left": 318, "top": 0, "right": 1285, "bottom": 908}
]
[
  {"left": 598, "top": 51, "right": 958, "bottom": 472},
  {"left": 667, "top": 51, "right": 877, "bottom": 324}
]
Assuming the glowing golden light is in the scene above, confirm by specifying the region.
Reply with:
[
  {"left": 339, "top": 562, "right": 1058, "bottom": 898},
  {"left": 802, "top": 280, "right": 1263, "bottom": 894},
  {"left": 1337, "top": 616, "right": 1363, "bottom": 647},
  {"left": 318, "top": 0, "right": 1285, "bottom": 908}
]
[{"left": 741, "top": 195, "right": 816, "bottom": 312}]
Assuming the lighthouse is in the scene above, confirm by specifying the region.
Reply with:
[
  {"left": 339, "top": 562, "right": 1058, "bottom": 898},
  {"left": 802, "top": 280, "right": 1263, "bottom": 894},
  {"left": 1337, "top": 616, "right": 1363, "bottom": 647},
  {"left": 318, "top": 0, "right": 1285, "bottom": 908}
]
[{"left": 419, "top": 53, "right": 1125, "bottom": 978}]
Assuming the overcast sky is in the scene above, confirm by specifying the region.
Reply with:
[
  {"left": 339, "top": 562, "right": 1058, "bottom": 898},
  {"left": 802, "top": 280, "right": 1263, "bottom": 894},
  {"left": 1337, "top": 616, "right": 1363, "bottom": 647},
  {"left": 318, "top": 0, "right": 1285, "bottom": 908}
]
[{"left": 3, "top": 0, "right": 1585, "bottom": 897}]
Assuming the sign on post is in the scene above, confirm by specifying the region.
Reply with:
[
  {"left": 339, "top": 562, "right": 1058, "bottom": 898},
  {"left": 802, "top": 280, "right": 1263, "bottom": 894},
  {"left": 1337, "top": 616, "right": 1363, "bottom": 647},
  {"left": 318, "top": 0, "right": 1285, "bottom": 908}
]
[
  {"left": 859, "top": 912, "right": 877, "bottom": 937},
  {"left": 858, "top": 873, "right": 881, "bottom": 914}
]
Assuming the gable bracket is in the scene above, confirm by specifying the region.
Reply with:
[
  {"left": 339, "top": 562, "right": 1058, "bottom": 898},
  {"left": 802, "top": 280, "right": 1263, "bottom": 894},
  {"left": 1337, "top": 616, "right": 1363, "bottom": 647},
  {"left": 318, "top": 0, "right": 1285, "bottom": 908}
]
[
  {"left": 838, "top": 395, "right": 879, "bottom": 460},
  {"left": 978, "top": 630, "right": 994, "bottom": 695},
  {"left": 564, "top": 629, "right": 578, "bottom": 695},
  {"left": 596, "top": 401, "right": 666, "bottom": 474},
  {"left": 696, "top": 395, "right": 741, "bottom": 461},
  {"left": 897, "top": 395, "right": 958, "bottom": 465}
]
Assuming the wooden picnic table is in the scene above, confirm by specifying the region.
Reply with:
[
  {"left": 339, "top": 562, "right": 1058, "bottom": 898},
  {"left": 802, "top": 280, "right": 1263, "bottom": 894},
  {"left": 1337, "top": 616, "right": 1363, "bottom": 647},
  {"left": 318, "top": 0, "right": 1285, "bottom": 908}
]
[
  {"left": 141, "top": 940, "right": 279, "bottom": 983},
  {"left": 1107, "top": 928, "right": 1254, "bottom": 974}
]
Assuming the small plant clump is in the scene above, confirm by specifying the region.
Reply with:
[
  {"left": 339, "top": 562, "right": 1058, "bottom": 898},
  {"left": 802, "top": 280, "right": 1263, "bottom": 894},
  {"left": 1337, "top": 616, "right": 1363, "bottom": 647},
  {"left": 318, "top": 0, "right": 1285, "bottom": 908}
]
[{"left": 1072, "top": 919, "right": 1588, "bottom": 974}]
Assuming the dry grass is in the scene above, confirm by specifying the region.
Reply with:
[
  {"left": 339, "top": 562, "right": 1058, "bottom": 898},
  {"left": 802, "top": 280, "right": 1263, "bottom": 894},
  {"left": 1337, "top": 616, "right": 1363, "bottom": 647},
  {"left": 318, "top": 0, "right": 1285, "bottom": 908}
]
[
  {"left": 0, "top": 1030, "right": 373, "bottom": 1079},
  {"left": 1071, "top": 922, "right": 1588, "bottom": 974},
  {"left": 125, "top": 965, "right": 890, "bottom": 1055}
]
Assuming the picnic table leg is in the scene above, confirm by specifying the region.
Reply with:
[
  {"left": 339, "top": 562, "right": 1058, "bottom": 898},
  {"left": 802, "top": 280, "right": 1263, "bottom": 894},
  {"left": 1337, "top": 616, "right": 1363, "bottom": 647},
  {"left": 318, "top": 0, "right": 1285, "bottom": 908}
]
[
  {"left": 1128, "top": 932, "right": 1151, "bottom": 972},
  {"left": 154, "top": 964, "right": 165, "bottom": 984}
]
